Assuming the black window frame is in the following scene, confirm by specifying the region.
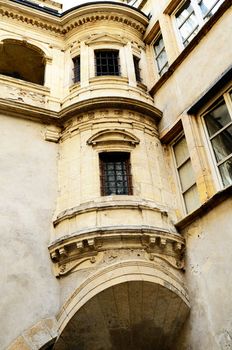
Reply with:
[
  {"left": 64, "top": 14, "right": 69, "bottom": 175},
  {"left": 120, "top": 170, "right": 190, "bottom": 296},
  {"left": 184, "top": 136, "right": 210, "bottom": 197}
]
[
  {"left": 99, "top": 152, "right": 133, "bottom": 196},
  {"left": 73, "top": 55, "right": 80, "bottom": 83},
  {"left": 95, "top": 50, "right": 120, "bottom": 77}
]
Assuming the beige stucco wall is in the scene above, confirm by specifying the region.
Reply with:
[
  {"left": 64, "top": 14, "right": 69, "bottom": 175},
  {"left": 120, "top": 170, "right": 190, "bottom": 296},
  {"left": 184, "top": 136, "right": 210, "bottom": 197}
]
[
  {"left": 174, "top": 198, "right": 232, "bottom": 349},
  {"left": 0, "top": 115, "right": 60, "bottom": 349}
]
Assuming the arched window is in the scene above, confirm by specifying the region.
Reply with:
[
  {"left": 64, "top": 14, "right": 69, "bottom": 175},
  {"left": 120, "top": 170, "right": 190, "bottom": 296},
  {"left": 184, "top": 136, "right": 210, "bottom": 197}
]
[{"left": 0, "top": 40, "right": 45, "bottom": 85}]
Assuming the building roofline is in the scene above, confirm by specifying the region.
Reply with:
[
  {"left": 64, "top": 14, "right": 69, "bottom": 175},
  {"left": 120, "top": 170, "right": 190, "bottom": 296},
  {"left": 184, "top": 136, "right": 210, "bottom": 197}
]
[{"left": 9, "top": 0, "right": 148, "bottom": 18}]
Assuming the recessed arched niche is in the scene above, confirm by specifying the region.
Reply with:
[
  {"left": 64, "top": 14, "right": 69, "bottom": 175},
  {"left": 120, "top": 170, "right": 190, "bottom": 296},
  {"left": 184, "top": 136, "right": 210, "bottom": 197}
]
[{"left": 0, "top": 39, "right": 46, "bottom": 85}]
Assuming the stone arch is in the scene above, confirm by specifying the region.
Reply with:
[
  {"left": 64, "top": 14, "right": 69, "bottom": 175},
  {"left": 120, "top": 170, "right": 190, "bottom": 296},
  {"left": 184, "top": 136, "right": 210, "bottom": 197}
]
[
  {"left": 55, "top": 261, "right": 190, "bottom": 349},
  {"left": 0, "top": 39, "right": 46, "bottom": 84},
  {"left": 6, "top": 318, "right": 57, "bottom": 350}
]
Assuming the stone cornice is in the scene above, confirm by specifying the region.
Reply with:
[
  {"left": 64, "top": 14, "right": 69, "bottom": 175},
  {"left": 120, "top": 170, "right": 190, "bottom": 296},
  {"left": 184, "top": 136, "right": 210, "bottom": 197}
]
[
  {"left": 48, "top": 225, "right": 185, "bottom": 277},
  {"left": 0, "top": 95, "right": 162, "bottom": 125},
  {"left": 54, "top": 198, "right": 169, "bottom": 226},
  {"left": 0, "top": 1, "right": 148, "bottom": 35}
]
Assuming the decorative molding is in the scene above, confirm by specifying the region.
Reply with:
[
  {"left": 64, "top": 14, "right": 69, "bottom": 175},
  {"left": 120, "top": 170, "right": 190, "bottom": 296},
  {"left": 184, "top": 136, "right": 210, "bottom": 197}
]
[
  {"left": 0, "top": 3, "right": 148, "bottom": 35},
  {"left": 0, "top": 95, "right": 162, "bottom": 126},
  {"left": 0, "top": 7, "right": 62, "bottom": 34},
  {"left": 86, "top": 128, "right": 140, "bottom": 148},
  {"left": 54, "top": 198, "right": 168, "bottom": 226},
  {"left": 85, "top": 33, "right": 127, "bottom": 46},
  {"left": 49, "top": 226, "right": 185, "bottom": 277},
  {"left": 44, "top": 127, "right": 60, "bottom": 142}
]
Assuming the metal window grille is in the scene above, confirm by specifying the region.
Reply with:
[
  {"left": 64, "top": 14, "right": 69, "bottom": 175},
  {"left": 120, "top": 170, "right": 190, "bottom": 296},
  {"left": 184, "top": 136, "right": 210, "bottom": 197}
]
[
  {"left": 154, "top": 35, "right": 169, "bottom": 76},
  {"left": 73, "top": 56, "right": 80, "bottom": 83},
  {"left": 99, "top": 152, "right": 133, "bottom": 196},
  {"left": 95, "top": 50, "right": 120, "bottom": 76},
  {"left": 133, "top": 56, "right": 142, "bottom": 82}
]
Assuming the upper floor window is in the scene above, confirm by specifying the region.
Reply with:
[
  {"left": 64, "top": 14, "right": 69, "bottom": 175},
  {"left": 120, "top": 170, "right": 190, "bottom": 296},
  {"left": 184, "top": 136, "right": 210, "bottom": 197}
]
[
  {"left": 99, "top": 152, "right": 132, "bottom": 196},
  {"left": 173, "top": 134, "right": 200, "bottom": 213},
  {"left": 153, "top": 35, "right": 169, "bottom": 76},
  {"left": 95, "top": 50, "right": 120, "bottom": 76},
  {"left": 203, "top": 91, "right": 232, "bottom": 187},
  {"left": 133, "top": 55, "right": 142, "bottom": 82},
  {"left": 73, "top": 56, "right": 80, "bottom": 83},
  {"left": 175, "top": 0, "right": 224, "bottom": 47}
]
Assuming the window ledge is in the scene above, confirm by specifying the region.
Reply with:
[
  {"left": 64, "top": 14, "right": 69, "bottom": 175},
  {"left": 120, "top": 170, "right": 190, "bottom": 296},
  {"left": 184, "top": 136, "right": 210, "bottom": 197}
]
[
  {"left": 54, "top": 196, "right": 170, "bottom": 226},
  {"left": 175, "top": 184, "right": 232, "bottom": 230},
  {"left": 149, "top": 0, "right": 230, "bottom": 96},
  {"left": 89, "top": 76, "right": 129, "bottom": 84}
]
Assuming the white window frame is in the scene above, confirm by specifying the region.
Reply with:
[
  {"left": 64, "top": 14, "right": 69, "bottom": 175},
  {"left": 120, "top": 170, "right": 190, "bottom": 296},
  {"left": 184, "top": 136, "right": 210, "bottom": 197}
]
[
  {"left": 173, "top": 0, "right": 224, "bottom": 48},
  {"left": 153, "top": 32, "right": 169, "bottom": 77},
  {"left": 172, "top": 133, "right": 200, "bottom": 214},
  {"left": 201, "top": 88, "right": 232, "bottom": 189}
]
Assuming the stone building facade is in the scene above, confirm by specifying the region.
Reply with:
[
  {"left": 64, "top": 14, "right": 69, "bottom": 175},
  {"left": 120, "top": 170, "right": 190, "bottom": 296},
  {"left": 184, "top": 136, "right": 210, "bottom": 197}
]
[{"left": 0, "top": 0, "right": 231, "bottom": 349}]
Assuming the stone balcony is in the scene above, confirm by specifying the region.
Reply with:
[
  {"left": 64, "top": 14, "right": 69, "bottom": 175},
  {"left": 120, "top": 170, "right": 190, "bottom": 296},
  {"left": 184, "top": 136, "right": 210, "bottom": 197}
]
[{"left": 0, "top": 74, "right": 50, "bottom": 109}]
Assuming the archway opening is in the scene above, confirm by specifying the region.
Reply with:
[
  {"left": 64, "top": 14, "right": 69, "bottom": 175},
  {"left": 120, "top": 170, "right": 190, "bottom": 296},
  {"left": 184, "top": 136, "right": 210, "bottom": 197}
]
[
  {"left": 0, "top": 41, "right": 45, "bottom": 85},
  {"left": 54, "top": 281, "right": 189, "bottom": 350}
]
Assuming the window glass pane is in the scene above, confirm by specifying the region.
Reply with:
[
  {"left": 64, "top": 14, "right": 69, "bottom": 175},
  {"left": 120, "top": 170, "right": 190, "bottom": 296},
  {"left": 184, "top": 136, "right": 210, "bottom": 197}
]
[
  {"left": 154, "top": 35, "right": 169, "bottom": 76},
  {"left": 211, "top": 125, "right": 232, "bottom": 162},
  {"left": 218, "top": 157, "right": 232, "bottom": 187},
  {"left": 204, "top": 101, "right": 231, "bottom": 137},
  {"left": 176, "top": 1, "right": 194, "bottom": 27},
  {"left": 199, "top": 0, "right": 223, "bottom": 18},
  {"left": 154, "top": 37, "right": 164, "bottom": 55},
  {"left": 178, "top": 160, "right": 196, "bottom": 192},
  {"left": 183, "top": 184, "right": 200, "bottom": 213},
  {"left": 173, "top": 137, "right": 189, "bottom": 166},
  {"left": 176, "top": 1, "right": 198, "bottom": 45},
  {"left": 157, "top": 50, "right": 168, "bottom": 71}
]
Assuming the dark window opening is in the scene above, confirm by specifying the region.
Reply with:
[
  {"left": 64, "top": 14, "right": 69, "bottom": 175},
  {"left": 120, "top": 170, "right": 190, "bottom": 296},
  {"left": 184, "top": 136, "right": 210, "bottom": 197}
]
[
  {"left": 73, "top": 56, "right": 80, "bottom": 83},
  {"left": 99, "top": 152, "right": 132, "bottom": 196},
  {"left": 95, "top": 50, "right": 120, "bottom": 76},
  {"left": 0, "top": 41, "right": 45, "bottom": 85},
  {"left": 133, "top": 55, "right": 142, "bottom": 82}
]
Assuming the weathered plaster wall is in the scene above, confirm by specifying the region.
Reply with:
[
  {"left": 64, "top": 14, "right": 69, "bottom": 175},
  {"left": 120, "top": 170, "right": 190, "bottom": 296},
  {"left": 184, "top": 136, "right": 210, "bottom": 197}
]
[
  {"left": 0, "top": 115, "right": 60, "bottom": 349},
  {"left": 174, "top": 198, "right": 232, "bottom": 350}
]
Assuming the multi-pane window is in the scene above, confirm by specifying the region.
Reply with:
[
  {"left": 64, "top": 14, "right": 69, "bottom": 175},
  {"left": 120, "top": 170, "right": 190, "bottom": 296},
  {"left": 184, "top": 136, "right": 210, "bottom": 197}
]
[
  {"left": 95, "top": 50, "right": 120, "bottom": 76},
  {"left": 154, "top": 35, "right": 169, "bottom": 76},
  {"left": 173, "top": 135, "right": 200, "bottom": 213},
  {"left": 203, "top": 93, "right": 232, "bottom": 187},
  {"left": 175, "top": 0, "right": 224, "bottom": 47},
  {"left": 99, "top": 152, "right": 132, "bottom": 196},
  {"left": 73, "top": 56, "right": 80, "bottom": 83},
  {"left": 133, "top": 55, "right": 142, "bottom": 82}
]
